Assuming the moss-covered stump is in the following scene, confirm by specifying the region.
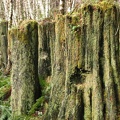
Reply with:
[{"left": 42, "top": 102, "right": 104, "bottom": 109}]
[
  {"left": 44, "top": 2, "right": 120, "bottom": 120},
  {"left": 0, "top": 21, "right": 8, "bottom": 69},
  {"left": 38, "top": 19, "right": 55, "bottom": 78},
  {"left": 10, "top": 20, "right": 41, "bottom": 117}
]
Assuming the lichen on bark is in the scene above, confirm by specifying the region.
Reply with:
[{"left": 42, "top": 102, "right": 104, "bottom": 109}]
[
  {"left": 10, "top": 20, "right": 41, "bottom": 117},
  {"left": 44, "top": 2, "right": 120, "bottom": 120},
  {"left": 0, "top": 21, "right": 8, "bottom": 69}
]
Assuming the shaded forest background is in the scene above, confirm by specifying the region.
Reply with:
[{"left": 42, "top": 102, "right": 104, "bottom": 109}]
[
  {"left": 1, "top": 0, "right": 119, "bottom": 27},
  {"left": 0, "top": 0, "right": 82, "bottom": 27}
]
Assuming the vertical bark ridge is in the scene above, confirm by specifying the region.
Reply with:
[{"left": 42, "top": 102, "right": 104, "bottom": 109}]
[{"left": 104, "top": 7, "right": 117, "bottom": 120}]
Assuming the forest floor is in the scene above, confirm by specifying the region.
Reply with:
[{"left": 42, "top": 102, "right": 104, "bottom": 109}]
[
  {"left": 0, "top": 73, "right": 11, "bottom": 119},
  {"left": 0, "top": 73, "right": 46, "bottom": 120}
]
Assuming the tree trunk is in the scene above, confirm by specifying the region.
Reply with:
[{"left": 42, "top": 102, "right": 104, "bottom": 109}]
[
  {"left": 10, "top": 20, "right": 41, "bottom": 117},
  {"left": 59, "top": 0, "right": 65, "bottom": 14},
  {"left": 44, "top": 3, "right": 120, "bottom": 120}
]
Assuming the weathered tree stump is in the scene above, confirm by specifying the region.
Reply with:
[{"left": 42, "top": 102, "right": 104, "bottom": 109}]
[
  {"left": 9, "top": 20, "right": 41, "bottom": 117},
  {"left": 44, "top": 2, "right": 120, "bottom": 120},
  {"left": 38, "top": 20, "right": 52, "bottom": 78},
  {"left": 0, "top": 21, "right": 8, "bottom": 70},
  {"left": 38, "top": 20, "right": 55, "bottom": 88}
]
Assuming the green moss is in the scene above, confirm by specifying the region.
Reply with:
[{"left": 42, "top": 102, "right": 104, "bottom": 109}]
[
  {"left": 66, "top": 14, "right": 81, "bottom": 37},
  {"left": 19, "top": 20, "right": 37, "bottom": 29},
  {"left": 71, "top": 13, "right": 80, "bottom": 24},
  {"left": 8, "top": 28, "right": 18, "bottom": 51},
  {"left": 73, "top": 1, "right": 118, "bottom": 16},
  {"left": 98, "top": 1, "right": 114, "bottom": 11},
  {"left": 72, "top": 15, "right": 80, "bottom": 29},
  {"left": 55, "top": 15, "right": 65, "bottom": 43},
  {"left": 39, "top": 76, "right": 48, "bottom": 91},
  {"left": 9, "top": 28, "right": 18, "bottom": 35},
  {"left": 18, "top": 20, "right": 38, "bottom": 43},
  {"left": 8, "top": 28, "right": 18, "bottom": 41}
]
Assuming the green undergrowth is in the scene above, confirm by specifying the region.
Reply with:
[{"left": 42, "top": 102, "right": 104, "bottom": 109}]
[
  {"left": 0, "top": 72, "right": 11, "bottom": 120},
  {"left": 0, "top": 73, "right": 11, "bottom": 99},
  {"left": 13, "top": 115, "right": 42, "bottom": 120},
  {"left": 0, "top": 101, "right": 11, "bottom": 120},
  {"left": 39, "top": 76, "right": 50, "bottom": 95},
  {"left": 28, "top": 96, "right": 45, "bottom": 115},
  {"left": 27, "top": 76, "right": 50, "bottom": 119},
  {"left": 0, "top": 74, "right": 50, "bottom": 120}
]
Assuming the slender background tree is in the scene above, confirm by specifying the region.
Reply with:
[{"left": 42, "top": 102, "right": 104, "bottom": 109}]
[{"left": 0, "top": 0, "right": 85, "bottom": 27}]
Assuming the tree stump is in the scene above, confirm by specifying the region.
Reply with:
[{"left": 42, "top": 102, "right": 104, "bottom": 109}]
[
  {"left": 0, "top": 21, "right": 8, "bottom": 70},
  {"left": 10, "top": 20, "right": 41, "bottom": 117},
  {"left": 44, "top": 2, "right": 120, "bottom": 120}
]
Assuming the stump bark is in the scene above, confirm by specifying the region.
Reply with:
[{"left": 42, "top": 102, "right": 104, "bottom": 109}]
[
  {"left": 0, "top": 21, "right": 8, "bottom": 69},
  {"left": 10, "top": 20, "right": 41, "bottom": 117},
  {"left": 44, "top": 3, "right": 120, "bottom": 120},
  {"left": 38, "top": 20, "right": 55, "bottom": 78}
]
